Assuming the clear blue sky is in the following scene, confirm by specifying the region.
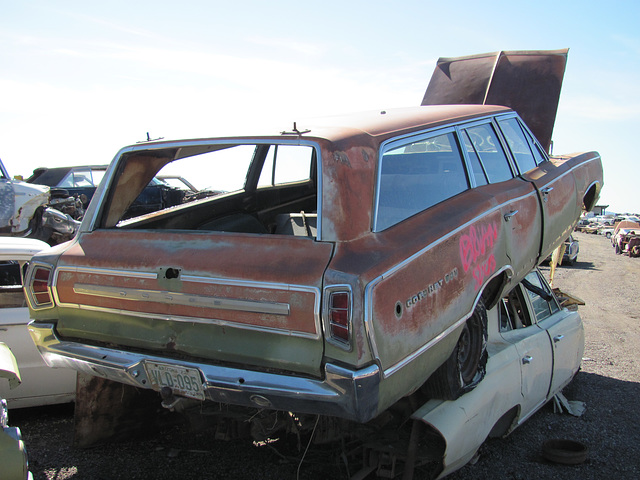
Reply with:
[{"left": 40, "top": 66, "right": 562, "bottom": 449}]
[{"left": 1, "top": 0, "right": 638, "bottom": 213}]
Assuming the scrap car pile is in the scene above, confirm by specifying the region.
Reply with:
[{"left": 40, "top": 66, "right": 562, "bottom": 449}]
[{"left": 2, "top": 49, "right": 604, "bottom": 479}]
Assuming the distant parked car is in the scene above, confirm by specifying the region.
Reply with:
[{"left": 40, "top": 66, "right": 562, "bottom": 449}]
[
  {"left": 0, "top": 237, "right": 75, "bottom": 408},
  {"left": 545, "top": 235, "right": 579, "bottom": 266}
]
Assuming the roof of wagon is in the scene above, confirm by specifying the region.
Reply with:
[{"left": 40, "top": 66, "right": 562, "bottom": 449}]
[
  {"left": 287, "top": 104, "right": 512, "bottom": 144},
  {"left": 127, "top": 104, "right": 512, "bottom": 153}
]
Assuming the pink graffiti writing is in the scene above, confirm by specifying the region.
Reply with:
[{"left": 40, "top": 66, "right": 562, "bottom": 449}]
[{"left": 459, "top": 222, "right": 499, "bottom": 289}]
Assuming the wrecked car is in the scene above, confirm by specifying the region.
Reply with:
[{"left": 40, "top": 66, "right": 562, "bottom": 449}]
[
  {"left": 26, "top": 109, "right": 601, "bottom": 414},
  {"left": 402, "top": 269, "right": 585, "bottom": 478},
  {"left": 0, "top": 237, "right": 76, "bottom": 408},
  {"left": 0, "top": 342, "right": 32, "bottom": 480},
  {"left": 26, "top": 165, "right": 198, "bottom": 220},
  {"left": 1, "top": 158, "right": 80, "bottom": 245},
  {"left": 24, "top": 50, "right": 601, "bottom": 477}
]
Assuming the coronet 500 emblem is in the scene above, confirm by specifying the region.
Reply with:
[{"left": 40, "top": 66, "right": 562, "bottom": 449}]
[{"left": 405, "top": 268, "right": 458, "bottom": 309}]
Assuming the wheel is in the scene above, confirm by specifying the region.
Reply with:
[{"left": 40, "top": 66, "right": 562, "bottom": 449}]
[{"left": 423, "top": 301, "right": 488, "bottom": 400}]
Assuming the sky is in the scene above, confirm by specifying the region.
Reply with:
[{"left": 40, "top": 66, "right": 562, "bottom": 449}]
[{"left": 1, "top": 0, "right": 639, "bottom": 213}]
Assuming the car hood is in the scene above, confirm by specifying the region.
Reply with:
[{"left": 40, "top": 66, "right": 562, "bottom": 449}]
[
  {"left": 421, "top": 49, "right": 568, "bottom": 153},
  {"left": 0, "top": 343, "right": 21, "bottom": 390}
]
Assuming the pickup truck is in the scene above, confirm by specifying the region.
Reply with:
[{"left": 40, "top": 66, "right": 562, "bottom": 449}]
[{"left": 25, "top": 51, "right": 602, "bottom": 431}]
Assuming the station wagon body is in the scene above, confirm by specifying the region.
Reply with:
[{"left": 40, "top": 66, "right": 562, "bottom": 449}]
[{"left": 26, "top": 104, "right": 602, "bottom": 423}]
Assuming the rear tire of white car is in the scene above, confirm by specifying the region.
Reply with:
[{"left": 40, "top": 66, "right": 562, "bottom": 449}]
[{"left": 423, "top": 300, "right": 488, "bottom": 401}]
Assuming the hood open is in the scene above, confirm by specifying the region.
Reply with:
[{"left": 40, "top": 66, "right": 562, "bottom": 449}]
[{"left": 421, "top": 49, "right": 569, "bottom": 153}]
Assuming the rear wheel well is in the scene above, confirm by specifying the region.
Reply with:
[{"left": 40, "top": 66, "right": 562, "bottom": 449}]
[
  {"left": 481, "top": 272, "right": 509, "bottom": 310},
  {"left": 583, "top": 183, "right": 600, "bottom": 212}
]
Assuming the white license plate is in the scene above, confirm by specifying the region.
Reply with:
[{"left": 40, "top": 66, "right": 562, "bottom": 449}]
[{"left": 145, "top": 362, "right": 205, "bottom": 401}]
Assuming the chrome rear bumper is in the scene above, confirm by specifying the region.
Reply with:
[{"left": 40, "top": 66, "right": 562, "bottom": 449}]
[{"left": 28, "top": 322, "right": 380, "bottom": 422}]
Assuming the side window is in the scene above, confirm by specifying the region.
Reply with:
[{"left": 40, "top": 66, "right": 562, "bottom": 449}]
[
  {"left": 258, "top": 145, "right": 313, "bottom": 187},
  {"left": 461, "top": 131, "right": 488, "bottom": 186},
  {"left": 0, "top": 261, "right": 26, "bottom": 308},
  {"left": 59, "top": 169, "right": 95, "bottom": 188},
  {"left": 500, "top": 285, "right": 534, "bottom": 331},
  {"left": 522, "top": 124, "right": 549, "bottom": 164},
  {"left": 464, "top": 124, "right": 514, "bottom": 183},
  {"left": 523, "top": 271, "right": 560, "bottom": 322},
  {"left": 498, "top": 117, "right": 537, "bottom": 174},
  {"left": 376, "top": 131, "right": 469, "bottom": 231}
]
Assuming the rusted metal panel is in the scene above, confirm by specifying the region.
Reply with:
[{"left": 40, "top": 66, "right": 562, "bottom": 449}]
[{"left": 421, "top": 49, "right": 569, "bottom": 152}]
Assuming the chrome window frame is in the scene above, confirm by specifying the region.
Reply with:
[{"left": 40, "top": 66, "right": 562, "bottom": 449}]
[{"left": 372, "top": 125, "right": 469, "bottom": 232}]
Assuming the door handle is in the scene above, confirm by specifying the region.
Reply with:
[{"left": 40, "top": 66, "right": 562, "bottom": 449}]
[
  {"left": 504, "top": 210, "right": 519, "bottom": 222},
  {"left": 522, "top": 355, "right": 533, "bottom": 365},
  {"left": 553, "top": 334, "right": 564, "bottom": 343},
  {"left": 541, "top": 187, "right": 553, "bottom": 203}
]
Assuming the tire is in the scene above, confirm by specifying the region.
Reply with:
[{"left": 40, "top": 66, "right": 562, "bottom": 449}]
[{"left": 423, "top": 300, "right": 488, "bottom": 400}]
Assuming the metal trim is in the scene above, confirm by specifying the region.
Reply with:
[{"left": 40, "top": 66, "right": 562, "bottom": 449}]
[
  {"left": 28, "top": 322, "right": 381, "bottom": 423},
  {"left": 73, "top": 283, "right": 291, "bottom": 316},
  {"left": 53, "top": 266, "right": 323, "bottom": 339}
]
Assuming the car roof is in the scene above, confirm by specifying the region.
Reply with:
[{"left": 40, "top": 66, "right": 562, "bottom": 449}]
[{"left": 135, "top": 105, "right": 512, "bottom": 151}]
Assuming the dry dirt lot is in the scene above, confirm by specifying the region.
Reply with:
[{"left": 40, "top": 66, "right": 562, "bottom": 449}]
[{"left": 10, "top": 231, "right": 640, "bottom": 479}]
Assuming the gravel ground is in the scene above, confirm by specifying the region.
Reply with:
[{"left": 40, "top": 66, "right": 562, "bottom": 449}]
[{"left": 10, "top": 231, "right": 640, "bottom": 479}]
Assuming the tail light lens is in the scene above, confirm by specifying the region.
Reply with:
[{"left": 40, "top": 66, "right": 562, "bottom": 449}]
[
  {"left": 324, "top": 287, "right": 352, "bottom": 348},
  {"left": 27, "top": 264, "right": 54, "bottom": 308}
]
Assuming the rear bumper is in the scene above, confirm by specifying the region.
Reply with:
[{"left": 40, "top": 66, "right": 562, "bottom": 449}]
[{"left": 28, "top": 321, "right": 380, "bottom": 423}]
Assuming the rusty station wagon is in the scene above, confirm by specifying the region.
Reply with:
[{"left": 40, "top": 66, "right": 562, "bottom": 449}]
[{"left": 25, "top": 101, "right": 602, "bottom": 424}]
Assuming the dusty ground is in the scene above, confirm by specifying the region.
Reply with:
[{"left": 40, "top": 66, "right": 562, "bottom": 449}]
[{"left": 10, "top": 231, "right": 640, "bottom": 479}]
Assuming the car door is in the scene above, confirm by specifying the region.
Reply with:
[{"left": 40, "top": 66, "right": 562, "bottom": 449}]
[
  {"left": 498, "top": 282, "right": 552, "bottom": 421},
  {"left": 459, "top": 121, "right": 542, "bottom": 284},
  {"left": 522, "top": 270, "right": 584, "bottom": 396}
]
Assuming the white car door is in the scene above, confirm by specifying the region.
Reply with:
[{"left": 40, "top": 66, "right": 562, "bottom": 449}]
[
  {"left": 522, "top": 270, "right": 584, "bottom": 396},
  {"left": 498, "top": 282, "right": 552, "bottom": 422}
]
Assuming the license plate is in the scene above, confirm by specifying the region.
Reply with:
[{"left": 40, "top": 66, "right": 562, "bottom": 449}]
[{"left": 145, "top": 362, "right": 205, "bottom": 401}]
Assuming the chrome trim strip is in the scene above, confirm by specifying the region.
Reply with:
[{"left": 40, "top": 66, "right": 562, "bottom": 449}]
[
  {"left": 53, "top": 266, "right": 322, "bottom": 339},
  {"left": 73, "top": 283, "right": 291, "bottom": 316},
  {"left": 28, "top": 322, "right": 381, "bottom": 423}
]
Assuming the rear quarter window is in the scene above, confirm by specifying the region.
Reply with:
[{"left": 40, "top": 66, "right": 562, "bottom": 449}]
[{"left": 375, "top": 131, "right": 469, "bottom": 231}]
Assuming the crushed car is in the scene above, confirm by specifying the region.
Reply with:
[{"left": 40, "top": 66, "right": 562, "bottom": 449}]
[
  {"left": 0, "top": 237, "right": 76, "bottom": 408},
  {"left": 25, "top": 50, "right": 602, "bottom": 477}
]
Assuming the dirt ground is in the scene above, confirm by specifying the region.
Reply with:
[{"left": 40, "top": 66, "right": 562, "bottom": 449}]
[{"left": 10, "top": 231, "right": 640, "bottom": 479}]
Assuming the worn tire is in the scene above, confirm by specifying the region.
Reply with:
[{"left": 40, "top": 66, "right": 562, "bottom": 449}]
[{"left": 423, "top": 300, "right": 488, "bottom": 401}]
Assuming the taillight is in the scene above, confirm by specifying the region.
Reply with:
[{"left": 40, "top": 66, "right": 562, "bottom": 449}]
[
  {"left": 324, "top": 288, "right": 352, "bottom": 347},
  {"left": 28, "top": 265, "right": 54, "bottom": 308}
]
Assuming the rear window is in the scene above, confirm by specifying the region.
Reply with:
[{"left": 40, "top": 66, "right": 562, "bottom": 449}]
[
  {"left": 98, "top": 142, "right": 318, "bottom": 236},
  {"left": 375, "top": 131, "right": 469, "bottom": 231}
]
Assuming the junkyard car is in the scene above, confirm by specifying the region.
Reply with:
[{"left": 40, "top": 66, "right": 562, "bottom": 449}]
[
  {"left": 545, "top": 234, "right": 579, "bottom": 265},
  {"left": 0, "top": 237, "right": 76, "bottom": 408},
  {"left": 415, "top": 268, "right": 584, "bottom": 478},
  {"left": 0, "top": 342, "right": 32, "bottom": 480},
  {"left": 26, "top": 97, "right": 602, "bottom": 423},
  {"left": 1, "top": 158, "right": 80, "bottom": 244},
  {"left": 26, "top": 165, "right": 194, "bottom": 219}
]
